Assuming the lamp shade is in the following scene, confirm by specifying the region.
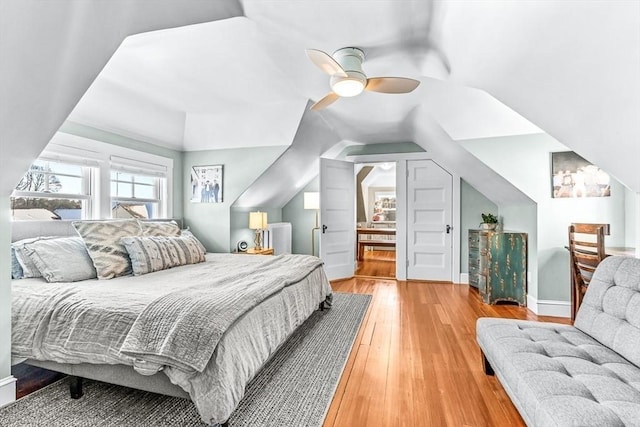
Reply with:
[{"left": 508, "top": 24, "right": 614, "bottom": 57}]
[
  {"left": 249, "top": 211, "right": 268, "bottom": 230},
  {"left": 303, "top": 192, "right": 320, "bottom": 210}
]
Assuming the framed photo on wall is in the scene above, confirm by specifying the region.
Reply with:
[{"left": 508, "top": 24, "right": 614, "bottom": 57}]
[
  {"left": 551, "top": 151, "right": 610, "bottom": 198},
  {"left": 191, "top": 165, "right": 223, "bottom": 203}
]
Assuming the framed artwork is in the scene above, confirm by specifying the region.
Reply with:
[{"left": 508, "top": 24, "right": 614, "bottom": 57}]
[
  {"left": 191, "top": 165, "right": 223, "bottom": 203},
  {"left": 551, "top": 151, "right": 610, "bottom": 198}
]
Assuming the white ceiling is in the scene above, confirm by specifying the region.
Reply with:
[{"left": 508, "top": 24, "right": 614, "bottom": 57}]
[{"left": 66, "top": 1, "right": 539, "bottom": 152}]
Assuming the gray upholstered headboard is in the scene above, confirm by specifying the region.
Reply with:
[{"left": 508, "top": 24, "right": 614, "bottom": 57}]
[
  {"left": 11, "top": 220, "right": 77, "bottom": 242},
  {"left": 11, "top": 219, "right": 184, "bottom": 243}
]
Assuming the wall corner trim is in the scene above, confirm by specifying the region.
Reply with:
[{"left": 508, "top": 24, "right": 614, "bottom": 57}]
[
  {"left": 527, "top": 294, "right": 571, "bottom": 318},
  {"left": 0, "top": 376, "right": 17, "bottom": 408}
]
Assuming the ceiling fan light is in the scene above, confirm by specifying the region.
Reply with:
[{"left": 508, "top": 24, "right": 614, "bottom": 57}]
[{"left": 330, "top": 73, "right": 366, "bottom": 97}]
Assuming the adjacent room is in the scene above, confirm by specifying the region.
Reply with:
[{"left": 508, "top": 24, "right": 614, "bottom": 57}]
[{"left": 1, "top": 1, "right": 639, "bottom": 426}]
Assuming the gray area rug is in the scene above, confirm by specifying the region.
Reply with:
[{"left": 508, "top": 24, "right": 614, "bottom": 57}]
[{"left": 0, "top": 292, "right": 370, "bottom": 427}]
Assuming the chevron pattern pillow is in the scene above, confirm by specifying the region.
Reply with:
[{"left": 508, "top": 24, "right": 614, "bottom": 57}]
[
  {"left": 139, "top": 220, "right": 181, "bottom": 237},
  {"left": 73, "top": 219, "right": 143, "bottom": 279},
  {"left": 121, "top": 234, "right": 206, "bottom": 276}
]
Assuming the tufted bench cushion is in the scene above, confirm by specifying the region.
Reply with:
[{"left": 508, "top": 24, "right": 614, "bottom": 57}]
[{"left": 477, "top": 256, "right": 640, "bottom": 426}]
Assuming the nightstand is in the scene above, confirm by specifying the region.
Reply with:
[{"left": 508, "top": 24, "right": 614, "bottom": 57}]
[{"left": 244, "top": 248, "right": 274, "bottom": 255}]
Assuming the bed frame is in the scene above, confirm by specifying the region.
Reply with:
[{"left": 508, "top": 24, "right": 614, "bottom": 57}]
[
  {"left": 12, "top": 219, "right": 326, "bottom": 427},
  {"left": 11, "top": 220, "right": 234, "bottom": 426}
]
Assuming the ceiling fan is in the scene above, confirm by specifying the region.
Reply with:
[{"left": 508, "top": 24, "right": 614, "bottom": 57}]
[{"left": 305, "top": 47, "right": 420, "bottom": 111}]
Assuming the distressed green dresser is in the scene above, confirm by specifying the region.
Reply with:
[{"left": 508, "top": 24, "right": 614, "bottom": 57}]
[{"left": 468, "top": 229, "right": 527, "bottom": 306}]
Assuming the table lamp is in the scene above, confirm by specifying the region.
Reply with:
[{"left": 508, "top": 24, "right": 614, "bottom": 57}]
[
  {"left": 303, "top": 192, "right": 319, "bottom": 256},
  {"left": 249, "top": 211, "right": 268, "bottom": 250}
]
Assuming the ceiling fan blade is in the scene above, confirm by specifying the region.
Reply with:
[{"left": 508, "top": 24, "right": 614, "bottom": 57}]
[
  {"left": 310, "top": 92, "right": 340, "bottom": 111},
  {"left": 305, "top": 49, "right": 348, "bottom": 77},
  {"left": 365, "top": 77, "right": 420, "bottom": 94}
]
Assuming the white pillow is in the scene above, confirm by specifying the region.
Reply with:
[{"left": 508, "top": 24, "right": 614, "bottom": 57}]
[
  {"left": 121, "top": 234, "right": 206, "bottom": 276},
  {"left": 11, "top": 247, "right": 24, "bottom": 279},
  {"left": 12, "top": 236, "right": 58, "bottom": 279},
  {"left": 23, "top": 237, "right": 97, "bottom": 283}
]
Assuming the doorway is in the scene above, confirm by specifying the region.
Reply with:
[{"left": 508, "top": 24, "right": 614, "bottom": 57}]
[{"left": 355, "top": 162, "right": 396, "bottom": 278}]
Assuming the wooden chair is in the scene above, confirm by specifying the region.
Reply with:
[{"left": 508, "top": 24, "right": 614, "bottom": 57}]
[{"left": 568, "top": 223, "right": 609, "bottom": 321}]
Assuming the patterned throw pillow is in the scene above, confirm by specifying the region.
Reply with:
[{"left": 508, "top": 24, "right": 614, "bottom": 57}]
[
  {"left": 180, "top": 229, "right": 207, "bottom": 254},
  {"left": 73, "top": 219, "right": 143, "bottom": 279},
  {"left": 139, "top": 220, "right": 181, "bottom": 237},
  {"left": 121, "top": 234, "right": 206, "bottom": 276}
]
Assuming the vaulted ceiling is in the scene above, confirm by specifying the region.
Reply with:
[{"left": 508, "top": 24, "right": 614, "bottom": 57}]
[
  {"left": 67, "top": 2, "right": 541, "bottom": 152},
  {"left": 2, "top": 1, "right": 639, "bottom": 197}
]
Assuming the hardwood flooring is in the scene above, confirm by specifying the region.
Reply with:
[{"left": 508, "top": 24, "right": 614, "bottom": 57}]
[
  {"left": 324, "top": 276, "right": 570, "bottom": 427},
  {"left": 12, "top": 256, "right": 570, "bottom": 426},
  {"left": 355, "top": 250, "right": 396, "bottom": 278},
  {"left": 11, "top": 363, "right": 64, "bottom": 399}
]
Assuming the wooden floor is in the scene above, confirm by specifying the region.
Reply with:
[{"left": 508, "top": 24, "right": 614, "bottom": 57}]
[
  {"left": 11, "top": 363, "right": 64, "bottom": 399},
  {"left": 355, "top": 250, "right": 396, "bottom": 278},
  {"left": 323, "top": 275, "right": 570, "bottom": 427},
  {"left": 13, "top": 255, "right": 571, "bottom": 426}
]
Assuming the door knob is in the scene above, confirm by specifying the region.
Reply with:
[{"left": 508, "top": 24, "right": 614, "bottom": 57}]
[
  {"left": 322, "top": 225, "right": 328, "bottom": 234},
  {"left": 446, "top": 225, "right": 452, "bottom": 234}
]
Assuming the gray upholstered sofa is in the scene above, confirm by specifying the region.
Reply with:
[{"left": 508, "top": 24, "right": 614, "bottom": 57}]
[{"left": 477, "top": 256, "right": 640, "bottom": 426}]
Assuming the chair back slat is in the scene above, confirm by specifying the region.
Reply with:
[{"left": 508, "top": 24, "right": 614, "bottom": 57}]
[{"left": 568, "top": 223, "right": 609, "bottom": 321}]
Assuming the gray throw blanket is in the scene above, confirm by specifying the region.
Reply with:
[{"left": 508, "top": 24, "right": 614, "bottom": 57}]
[{"left": 120, "top": 254, "right": 323, "bottom": 373}]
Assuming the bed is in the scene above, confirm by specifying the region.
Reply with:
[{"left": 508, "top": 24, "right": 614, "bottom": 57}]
[{"left": 10, "top": 219, "right": 332, "bottom": 426}]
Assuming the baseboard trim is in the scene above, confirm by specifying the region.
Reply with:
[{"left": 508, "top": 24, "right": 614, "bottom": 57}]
[
  {"left": 0, "top": 376, "right": 17, "bottom": 408},
  {"left": 527, "top": 294, "right": 571, "bottom": 318},
  {"left": 459, "top": 273, "right": 469, "bottom": 284}
]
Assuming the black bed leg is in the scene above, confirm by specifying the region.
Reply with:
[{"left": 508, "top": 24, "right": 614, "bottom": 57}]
[
  {"left": 482, "top": 352, "right": 495, "bottom": 376},
  {"left": 319, "top": 301, "right": 324, "bottom": 311},
  {"left": 221, "top": 422, "right": 229, "bottom": 427},
  {"left": 69, "top": 376, "right": 83, "bottom": 399}
]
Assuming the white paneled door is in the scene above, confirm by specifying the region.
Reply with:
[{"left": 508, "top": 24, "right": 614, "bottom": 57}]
[
  {"left": 319, "top": 158, "right": 355, "bottom": 280},
  {"left": 407, "top": 160, "right": 453, "bottom": 281}
]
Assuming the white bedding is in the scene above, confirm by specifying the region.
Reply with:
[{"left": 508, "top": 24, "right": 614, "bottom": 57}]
[{"left": 12, "top": 253, "right": 332, "bottom": 424}]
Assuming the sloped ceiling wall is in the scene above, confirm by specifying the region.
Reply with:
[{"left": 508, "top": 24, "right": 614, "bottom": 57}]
[
  {"left": 0, "top": 0, "right": 242, "bottom": 195},
  {"left": 1, "top": 1, "right": 638, "bottom": 200},
  {"left": 233, "top": 102, "right": 342, "bottom": 208},
  {"left": 441, "top": 1, "right": 640, "bottom": 192}
]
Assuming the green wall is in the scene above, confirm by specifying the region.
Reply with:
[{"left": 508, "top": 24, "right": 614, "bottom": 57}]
[
  {"left": 461, "top": 133, "right": 628, "bottom": 301},
  {"left": 59, "top": 121, "right": 185, "bottom": 219},
  {"left": 230, "top": 206, "right": 282, "bottom": 252},
  {"left": 340, "top": 142, "right": 425, "bottom": 157},
  {"left": 182, "top": 146, "right": 288, "bottom": 252},
  {"left": 459, "top": 180, "right": 498, "bottom": 273},
  {"left": 282, "top": 177, "right": 318, "bottom": 255}
]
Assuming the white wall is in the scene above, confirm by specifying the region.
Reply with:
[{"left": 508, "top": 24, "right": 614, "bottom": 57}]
[
  {"left": 0, "top": 198, "right": 10, "bottom": 380},
  {"left": 625, "top": 187, "right": 640, "bottom": 253},
  {"left": 461, "top": 133, "right": 629, "bottom": 302}
]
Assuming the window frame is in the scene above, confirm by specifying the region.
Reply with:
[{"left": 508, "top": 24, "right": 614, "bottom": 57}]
[{"left": 11, "top": 132, "right": 174, "bottom": 221}]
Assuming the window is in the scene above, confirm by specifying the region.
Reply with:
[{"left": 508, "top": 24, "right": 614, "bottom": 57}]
[
  {"left": 12, "top": 132, "right": 174, "bottom": 221},
  {"left": 111, "top": 171, "right": 164, "bottom": 219},
  {"left": 11, "top": 159, "right": 93, "bottom": 220}
]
